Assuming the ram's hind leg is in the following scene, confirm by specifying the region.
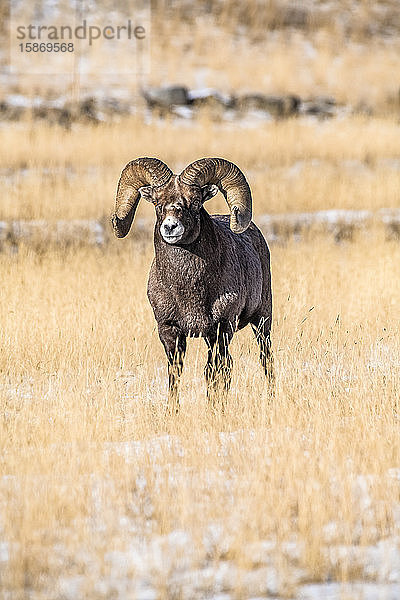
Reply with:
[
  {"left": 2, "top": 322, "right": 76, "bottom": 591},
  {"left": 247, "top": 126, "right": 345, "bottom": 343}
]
[
  {"left": 251, "top": 316, "right": 274, "bottom": 389},
  {"left": 205, "top": 323, "right": 233, "bottom": 411},
  {"left": 158, "top": 323, "right": 187, "bottom": 414}
]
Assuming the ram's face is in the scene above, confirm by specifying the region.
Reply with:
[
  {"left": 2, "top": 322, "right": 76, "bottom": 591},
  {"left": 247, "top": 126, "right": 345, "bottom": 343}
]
[
  {"left": 157, "top": 180, "right": 203, "bottom": 245},
  {"left": 140, "top": 177, "right": 215, "bottom": 245}
]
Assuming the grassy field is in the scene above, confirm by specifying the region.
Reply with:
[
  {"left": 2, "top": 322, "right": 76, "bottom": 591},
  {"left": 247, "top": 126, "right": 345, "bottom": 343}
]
[
  {"left": 1, "top": 115, "right": 400, "bottom": 221},
  {"left": 1, "top": 225, "right": 400, "bottom": 597}
]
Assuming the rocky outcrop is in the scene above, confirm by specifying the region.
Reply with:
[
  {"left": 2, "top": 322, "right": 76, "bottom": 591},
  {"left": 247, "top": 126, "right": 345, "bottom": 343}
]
[
  {"left": 237, "top": 94, "right": 301, "bottom": 117},
  {"left": 0, "top": 95, "right": 133, "bottom": 127},
  {"left": 142, "top": 86, "right": 189, "bottom": 109},
  {"left": 0, "top": 87, "right": 351, "bottom": 125},
  {"left": 300, "top": 96, "right": 339, "bottom": 118},
  {"left": 142, "top": 86, "right": 345, "bottom": 120}
]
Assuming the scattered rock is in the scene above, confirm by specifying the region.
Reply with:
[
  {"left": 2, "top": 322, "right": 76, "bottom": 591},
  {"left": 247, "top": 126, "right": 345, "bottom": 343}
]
[
  {"left": 300, "top": 97, "right": 338, "bottom": 118},
  {"left": 188, "top": 88, "right": 235, "bottom": 111},
  {"left": 0, "top": 95, "right": 115, "bottom": 127},
  {"left": 32, "top": 105, "right": 72, "bottom": 128},
  {"left": 238, "top": 94, "right": 300, "bottom": 117},
  {"left": 143, "top": 86, "right": 189, "bottom": 109},
  {"left": 0, "top": 99, "right": 24, "bottom": 121},
  {"left": 379, "top": 208, "right": 400, "bottom": 241},
  {"left": 78, "top": 97, "right": 99, "bottom": 122}
]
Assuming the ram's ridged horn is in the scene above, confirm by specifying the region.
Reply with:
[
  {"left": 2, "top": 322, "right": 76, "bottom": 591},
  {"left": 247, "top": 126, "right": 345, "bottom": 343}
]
[
  {"left": 112, "top": 157, "right": 173, "bottom": 238},
  {"left": 179, "top": 158, "right": 252, "bottom": 233}
]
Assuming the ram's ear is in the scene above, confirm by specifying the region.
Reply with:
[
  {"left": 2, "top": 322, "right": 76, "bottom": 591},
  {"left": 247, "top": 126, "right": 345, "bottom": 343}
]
[
  {"left": 201, "top": 184, "right": 219, "bottom": 203},
  {"left": 138, "top": 185, "right": 153, "bottom": 202}
]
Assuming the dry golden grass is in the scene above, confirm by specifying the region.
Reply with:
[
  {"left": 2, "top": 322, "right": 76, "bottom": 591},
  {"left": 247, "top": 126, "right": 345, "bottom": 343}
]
[
  {"left": 1, "top": 232, "right": 400, "bottom": 597},
  {"left": 1, "top": 115, "right": 400, "bottom": 221}
]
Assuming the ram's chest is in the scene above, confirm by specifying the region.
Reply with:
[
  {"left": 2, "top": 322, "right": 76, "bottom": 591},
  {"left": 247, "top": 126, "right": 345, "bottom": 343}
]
[
  {"left": 150, "top": 245, "right": 241, "bottom": 336},
  {"left": 174, "top": 288, "right": 240, "bottom": 336},
  {"left": 172, "top": 283, "right": 212, "bottom": 336}
]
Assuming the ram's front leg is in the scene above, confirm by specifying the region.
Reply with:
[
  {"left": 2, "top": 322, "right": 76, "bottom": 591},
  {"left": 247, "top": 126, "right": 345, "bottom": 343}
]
[
  {"left": 158, "top": 323, "right": 187, "bottom": 414},
  {"left": 204, "top": 323, "right": 233, "bottom": 411}
]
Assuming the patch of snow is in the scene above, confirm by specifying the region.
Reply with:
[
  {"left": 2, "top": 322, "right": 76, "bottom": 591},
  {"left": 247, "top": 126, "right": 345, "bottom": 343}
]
[
  {"left": 298, "top": 582, "right": 400, "bottom": 600},
  {"left": 58, "top": 575, "right": 86, "bottom": 600},
  {"left": 171, "top": 105, "right": 194, "bottom": 119},
  {"left": 0, "top": 541, "right": 9, "bottom": 562},
  {"left": 5, "top": 94, "right": 32, "bottom": 109},
  {"left": 367, "top": 342, "right": 400, "bottom": 372}
]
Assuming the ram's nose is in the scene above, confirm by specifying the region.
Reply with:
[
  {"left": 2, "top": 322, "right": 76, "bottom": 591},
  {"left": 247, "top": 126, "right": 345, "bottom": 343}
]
[
  {"left": 160, "top": 217, "right": 185, "bottom": 243},
  {"left": 163, "top": 221, "right": 179, "bottom": 235}
]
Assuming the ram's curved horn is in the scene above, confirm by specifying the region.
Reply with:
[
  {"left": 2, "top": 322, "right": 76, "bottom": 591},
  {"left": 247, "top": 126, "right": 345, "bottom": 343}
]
[
  {"left": 179, "top": 158, "right": 252, "bottom": 233},
  {"left": 111, "top": 157, "right": 173, "bottom": 238}
]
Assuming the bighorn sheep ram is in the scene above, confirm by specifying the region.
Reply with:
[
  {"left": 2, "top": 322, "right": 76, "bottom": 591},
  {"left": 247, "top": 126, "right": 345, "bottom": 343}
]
[{"left": 112, "top": 157, "right": 273, "bottom": 410}]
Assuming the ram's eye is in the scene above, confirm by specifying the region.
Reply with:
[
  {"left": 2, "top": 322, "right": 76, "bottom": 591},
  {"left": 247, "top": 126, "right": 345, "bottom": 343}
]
[{"left": 191, "top": 201, "right": 201, "bottom": 212}]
